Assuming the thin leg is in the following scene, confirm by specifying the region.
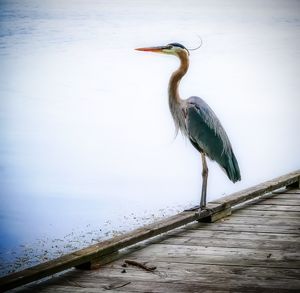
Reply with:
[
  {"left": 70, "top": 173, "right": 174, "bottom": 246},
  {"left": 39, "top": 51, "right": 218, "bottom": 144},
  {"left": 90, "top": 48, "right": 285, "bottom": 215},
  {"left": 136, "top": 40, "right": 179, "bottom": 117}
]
[{"left": 199, "top": 152, "right": 208, "bottom": 211}]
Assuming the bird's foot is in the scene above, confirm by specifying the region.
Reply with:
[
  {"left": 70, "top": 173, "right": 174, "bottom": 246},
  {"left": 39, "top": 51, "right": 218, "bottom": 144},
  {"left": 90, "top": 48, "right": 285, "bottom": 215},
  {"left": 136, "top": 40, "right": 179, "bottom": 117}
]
[
  {"left": 196, "top": 206, "right": 212, "bottom": 216},
  {"left": 199, "top": 205, "right": 209, "bottom": 211},
  {"left": 184, "top": 205, "right": 213, "bottom": 217},
  {"left": 195, "top": 206, "right": 215, "bottom": 222}
]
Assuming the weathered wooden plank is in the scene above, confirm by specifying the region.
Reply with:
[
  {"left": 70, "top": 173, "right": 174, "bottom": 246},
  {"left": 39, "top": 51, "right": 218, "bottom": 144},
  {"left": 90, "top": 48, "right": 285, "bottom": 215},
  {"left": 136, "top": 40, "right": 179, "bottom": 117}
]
[
  {"left": 222, "top": 215, "right": 300, "bottom": 226},
  {"left": 273, "top": 192, "right": 300, "bottom": 198},
  {"left": 56, "top": 265, "right": 300, "bottom": 291},
  {"left": 113, "top": 260, "right": 300, "bottom": 279},
  {"left": 14, "top": 263, "right": 300, "bottom": 292},
  {"left": 132, "top": 243, "right": 300, "bottom": 260},
  {"left": 117, "top": 230, "right": 300, "bottom": 256},
  {"left": 88, "top": 262, "right": 300, "bottom": 285},
  {"left": 235, "top": 193, "right": 300, "bottom": 207},
  {"left": 233, "top": 209, "right": 300, "bottom": 217},
  {"left": 193, "top": 223, "right": 300, "bottom": 234},
  {"left": 130, "top": 249, "right": 300, "bottom": 269},
  {"left": 164, "top": 221, "right": 300, "bottom": 235},
  {"left": 13, "top": 280, "right": 300, "bottom": 293},
  {"left": 167, "top": 229, "right": 300, "bottom": 241},
  {"left": 277, "top": 190, "right": 300, "bottom": 194},
  {"left": 272, "top": 194, "right": 300, "bottom": 200},
  {"left": 245, "top": 204, "right": 300, "bottom": 212},
  {"left": 97, "top": 227, "right": 300, "bottom": 262},
  {"left": 256, "top": 199, "right": 300, "bottom": 206},
  {"left": 158, "top": 236, "right": 300, "bottom": 251},
  {"left": 272, "top": 187, "right": 300, "bottom": 194}
]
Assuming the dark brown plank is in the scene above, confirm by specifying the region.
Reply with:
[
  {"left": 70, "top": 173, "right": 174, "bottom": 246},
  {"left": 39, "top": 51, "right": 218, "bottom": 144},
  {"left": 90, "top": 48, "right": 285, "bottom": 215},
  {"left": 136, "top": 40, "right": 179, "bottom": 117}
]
[
  {"left": 245, "top": 204, "right": 300, "bottom": 212},
  {"left": 256, "top": 199, "right": 300, "bottom": 206},
  {"left": 233, "top": 209, "right": 300, "bottom": 217}
]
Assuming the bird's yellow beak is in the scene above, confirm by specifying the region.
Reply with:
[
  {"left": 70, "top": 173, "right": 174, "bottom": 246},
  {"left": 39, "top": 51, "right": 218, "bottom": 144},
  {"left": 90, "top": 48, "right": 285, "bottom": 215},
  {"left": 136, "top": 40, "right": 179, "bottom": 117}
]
[{"left": 135, "top": 46, "right": 167, "bottom": 53}]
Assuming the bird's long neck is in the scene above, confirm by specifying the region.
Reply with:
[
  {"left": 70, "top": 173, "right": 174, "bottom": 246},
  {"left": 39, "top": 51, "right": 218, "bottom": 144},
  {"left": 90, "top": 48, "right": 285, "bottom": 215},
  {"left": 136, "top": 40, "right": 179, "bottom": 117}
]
[
  {"left": 168, "top": 52, "right": 189, "bottom": 135},
  {"left": 168, "top": 52, "right": 189, "bottom": 104}
]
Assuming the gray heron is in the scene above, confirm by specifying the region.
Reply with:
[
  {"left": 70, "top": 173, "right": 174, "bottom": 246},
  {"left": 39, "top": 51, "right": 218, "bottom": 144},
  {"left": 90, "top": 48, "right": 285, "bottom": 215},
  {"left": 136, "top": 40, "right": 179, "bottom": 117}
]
[{"left": 136, "top": 42, "right": 241, "bottom": 212}]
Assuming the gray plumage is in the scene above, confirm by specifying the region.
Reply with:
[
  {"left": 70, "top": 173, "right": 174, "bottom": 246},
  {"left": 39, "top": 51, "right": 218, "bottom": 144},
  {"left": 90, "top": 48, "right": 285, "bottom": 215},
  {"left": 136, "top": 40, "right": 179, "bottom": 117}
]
[
  {"left": 136, "top": 42, "right": 241, "bottom": 210},
  {"left": 169, "top": 95, "right": 241, "bottom": 183},
  {"left": 185, "top": 96, "right": 241, "bottom": 182}
]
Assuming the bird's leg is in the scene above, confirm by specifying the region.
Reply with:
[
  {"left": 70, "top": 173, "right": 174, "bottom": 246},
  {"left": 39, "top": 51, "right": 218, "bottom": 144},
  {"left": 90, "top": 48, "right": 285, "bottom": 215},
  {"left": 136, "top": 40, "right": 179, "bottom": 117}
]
[{"left": 199, "top": 153, "right": 208, "bottom": 211}]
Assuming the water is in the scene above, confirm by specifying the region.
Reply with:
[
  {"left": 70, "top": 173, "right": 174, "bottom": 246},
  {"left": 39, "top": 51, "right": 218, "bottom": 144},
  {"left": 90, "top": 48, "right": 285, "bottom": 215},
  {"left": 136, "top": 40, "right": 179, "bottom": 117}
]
[{"left": 0, "top": 0, "right": 300, "bottom": 275}]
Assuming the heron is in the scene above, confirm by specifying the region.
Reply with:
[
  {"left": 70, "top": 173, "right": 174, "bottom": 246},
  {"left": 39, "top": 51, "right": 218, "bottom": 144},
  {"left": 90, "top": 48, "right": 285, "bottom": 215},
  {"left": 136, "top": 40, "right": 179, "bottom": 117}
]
[{"left": 135, "top": 42, "right": 241, "bottom": 212}]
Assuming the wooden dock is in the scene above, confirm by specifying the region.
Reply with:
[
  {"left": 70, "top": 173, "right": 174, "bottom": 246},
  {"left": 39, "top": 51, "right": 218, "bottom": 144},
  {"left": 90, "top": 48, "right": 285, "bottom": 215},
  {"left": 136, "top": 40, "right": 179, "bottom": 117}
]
[{"left": 2, "top": 171, "right": 300, "bottom": 292}]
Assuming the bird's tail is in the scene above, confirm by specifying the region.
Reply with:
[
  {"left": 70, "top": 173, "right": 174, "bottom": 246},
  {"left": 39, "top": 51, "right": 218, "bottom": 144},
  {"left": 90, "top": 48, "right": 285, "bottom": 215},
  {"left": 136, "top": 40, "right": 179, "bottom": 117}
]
[{"left": 225, "top": 151, "right": 241, "bottom": 183}]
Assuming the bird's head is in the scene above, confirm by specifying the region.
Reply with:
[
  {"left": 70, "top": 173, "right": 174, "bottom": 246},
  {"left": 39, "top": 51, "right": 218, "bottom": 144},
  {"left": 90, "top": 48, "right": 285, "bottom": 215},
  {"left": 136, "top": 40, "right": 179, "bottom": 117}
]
[{"left": 135, "top": 42, "right": 189, "bottom": 57}]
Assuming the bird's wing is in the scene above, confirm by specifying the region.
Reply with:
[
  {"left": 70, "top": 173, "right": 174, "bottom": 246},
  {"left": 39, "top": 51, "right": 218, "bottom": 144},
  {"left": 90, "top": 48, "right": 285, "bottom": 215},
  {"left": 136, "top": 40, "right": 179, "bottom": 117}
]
[{"left": 186, "top": 96, "right": 241, "bottom": 182}]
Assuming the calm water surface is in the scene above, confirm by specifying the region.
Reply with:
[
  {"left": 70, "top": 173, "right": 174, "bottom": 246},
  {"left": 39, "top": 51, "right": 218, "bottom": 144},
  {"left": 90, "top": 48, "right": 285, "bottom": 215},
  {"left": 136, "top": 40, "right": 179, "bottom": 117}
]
[{"left": 0, "top": 0, "right": 300, "bottom": 275}]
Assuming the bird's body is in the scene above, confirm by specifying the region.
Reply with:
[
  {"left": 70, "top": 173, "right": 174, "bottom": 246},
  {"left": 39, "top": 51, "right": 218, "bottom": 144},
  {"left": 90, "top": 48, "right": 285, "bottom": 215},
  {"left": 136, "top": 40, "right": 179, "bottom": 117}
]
[
  {"left": 184, "top": 96, "right": 241, "bottom": 182},
  {"left": 136, "top": 42, "right": 241, "bottom": 210}
]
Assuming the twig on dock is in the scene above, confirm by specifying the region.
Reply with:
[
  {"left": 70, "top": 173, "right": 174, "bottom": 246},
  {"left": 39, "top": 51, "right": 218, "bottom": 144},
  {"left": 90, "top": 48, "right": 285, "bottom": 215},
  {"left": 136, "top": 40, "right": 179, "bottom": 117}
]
[{"left": 124, "top": 259, "right": 157, "bottom": 272}]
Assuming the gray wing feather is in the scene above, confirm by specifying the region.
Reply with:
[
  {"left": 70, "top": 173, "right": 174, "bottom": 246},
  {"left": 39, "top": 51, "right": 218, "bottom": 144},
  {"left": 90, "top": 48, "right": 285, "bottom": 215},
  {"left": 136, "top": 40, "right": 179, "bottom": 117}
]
[{"left": 186, "top": 96, "right": 241, "bottom": 182}]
